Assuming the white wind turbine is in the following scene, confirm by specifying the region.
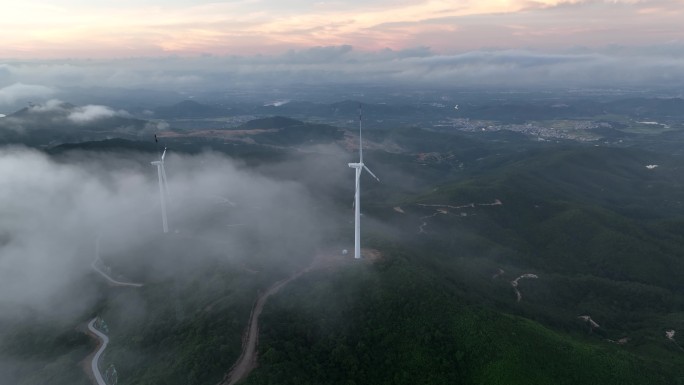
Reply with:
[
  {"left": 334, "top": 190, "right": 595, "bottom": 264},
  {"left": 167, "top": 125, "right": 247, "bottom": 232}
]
[
  {"left": 151, "top": 148, "right": 170, "bottom": 233},
  {"left": 348, "top": 106, "right": 379, "bottom": 259}
]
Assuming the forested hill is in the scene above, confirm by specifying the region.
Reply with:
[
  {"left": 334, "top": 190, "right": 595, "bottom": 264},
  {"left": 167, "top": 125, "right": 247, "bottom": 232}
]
[{"left": 245, "top": 142, "right": 684, "bottom": 384}]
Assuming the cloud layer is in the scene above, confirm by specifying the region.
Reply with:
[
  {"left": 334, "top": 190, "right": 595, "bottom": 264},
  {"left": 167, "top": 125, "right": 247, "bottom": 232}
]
[
  {"left": 0, "top": 83, "right": 54, "bottom": 106},
  {"left": 0, "top": 147, "right": 330, "bottom": 324},
  {"left": 67, "top": 104, "right": 123, "bottom": 123},
  {"left": 0, "top": 100, "right": 139, "bottom": 138},
  {"left": 2, "top": 45, "right": 684, "bottom": 93}
]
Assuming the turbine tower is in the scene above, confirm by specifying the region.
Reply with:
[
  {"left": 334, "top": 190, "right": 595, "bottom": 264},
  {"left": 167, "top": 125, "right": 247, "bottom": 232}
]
[
  {"left": 348, "top": 105, "right": 379, "bottom": 259},
  {"left": 151, "top": 148, "right": 170, "bottom": 233}
]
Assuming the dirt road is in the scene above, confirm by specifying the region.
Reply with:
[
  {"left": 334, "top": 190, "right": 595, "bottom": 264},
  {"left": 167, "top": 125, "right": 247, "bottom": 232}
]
[
  {"left": 218, "top": 249, "right": 381, "bottom": 385},
  {"left": 219, "top": 265, "right": 314, "bottom": 385}
]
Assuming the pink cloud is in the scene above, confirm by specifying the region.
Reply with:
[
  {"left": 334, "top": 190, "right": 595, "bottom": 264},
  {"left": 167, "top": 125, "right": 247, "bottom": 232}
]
[{"left": 0, "top": 0, "right": 681, "bottom": 58}]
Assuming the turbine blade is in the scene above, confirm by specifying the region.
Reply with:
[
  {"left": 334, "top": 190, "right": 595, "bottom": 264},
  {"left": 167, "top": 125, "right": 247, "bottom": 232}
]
[
  {"left": 161, "top": 147, "right": 167, "bottom": 161},
  {"left": 358, "top": 104, "right": 363, "bottom": 163},
  {"left": 362, "top": 165, "right": 380, "bottom": 182},
  {"left": 161, "top": 165, "right": 170, "bottom": 202}
]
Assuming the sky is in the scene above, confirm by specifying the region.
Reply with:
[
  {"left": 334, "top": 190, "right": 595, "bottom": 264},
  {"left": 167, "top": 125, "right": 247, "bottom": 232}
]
[
  {"left": 2, "top": 0, "right": 683, "bottom": 58},
  {"left": 0, "top": 1, "right": 683, "bottom": 98}
]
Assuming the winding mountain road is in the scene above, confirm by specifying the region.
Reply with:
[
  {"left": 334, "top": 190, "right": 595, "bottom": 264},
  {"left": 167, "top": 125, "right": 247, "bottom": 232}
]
[
  {"left": 416, "top": 199, "right": 503, "bottom": 234},
  {"left": 219, "top": 262, "right": 316, "bottom": 385},
  {"left": 86, "top": 318, "right": 109, "bottom": 385},
  {"left": 91, "top": 234, "right": 143, "bottom": 288},
  {"left": 510, "top": 273, "right": 538, "bottom": 302}
]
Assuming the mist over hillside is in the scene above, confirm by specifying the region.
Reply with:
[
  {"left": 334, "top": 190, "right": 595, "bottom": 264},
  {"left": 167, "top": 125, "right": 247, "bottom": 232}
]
[{"left": 0, "top": 142, "right": 350, "bottom": 383}]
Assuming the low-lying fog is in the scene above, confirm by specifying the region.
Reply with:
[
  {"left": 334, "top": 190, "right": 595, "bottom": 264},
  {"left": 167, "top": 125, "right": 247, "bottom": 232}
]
[{"left": 0, "top": 146, "right": 344, "bottom": 325}]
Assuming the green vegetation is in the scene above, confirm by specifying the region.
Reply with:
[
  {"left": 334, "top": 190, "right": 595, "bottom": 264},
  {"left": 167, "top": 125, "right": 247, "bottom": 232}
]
[
  {"left": 242, "top": 140, "right": 684, "bottom": 384},
  {"left": 95, "top": 234, "right": 317, "bottom": 385},
  {"left": 6, "top": 113, "right": 684, "bottom": 384},
  {"left": 0, "top": 316, "right": 92, "bottom": 385},
  {"left": 247, "top": 255, "right": 684, "bottom": 384}
]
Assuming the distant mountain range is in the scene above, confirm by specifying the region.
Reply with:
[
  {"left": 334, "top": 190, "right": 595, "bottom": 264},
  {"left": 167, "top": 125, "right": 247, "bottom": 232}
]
[{"left": 0, "top": 101, "right": 152, "bottom": 147}]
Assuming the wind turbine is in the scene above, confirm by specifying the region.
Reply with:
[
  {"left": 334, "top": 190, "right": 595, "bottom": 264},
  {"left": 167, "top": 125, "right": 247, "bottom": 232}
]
[
  {"left": 151, "top": 147, "right": 170, "bottom": 233},
  {"left": 348, "top": 106, "right": 379, "bottom": 259}
]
